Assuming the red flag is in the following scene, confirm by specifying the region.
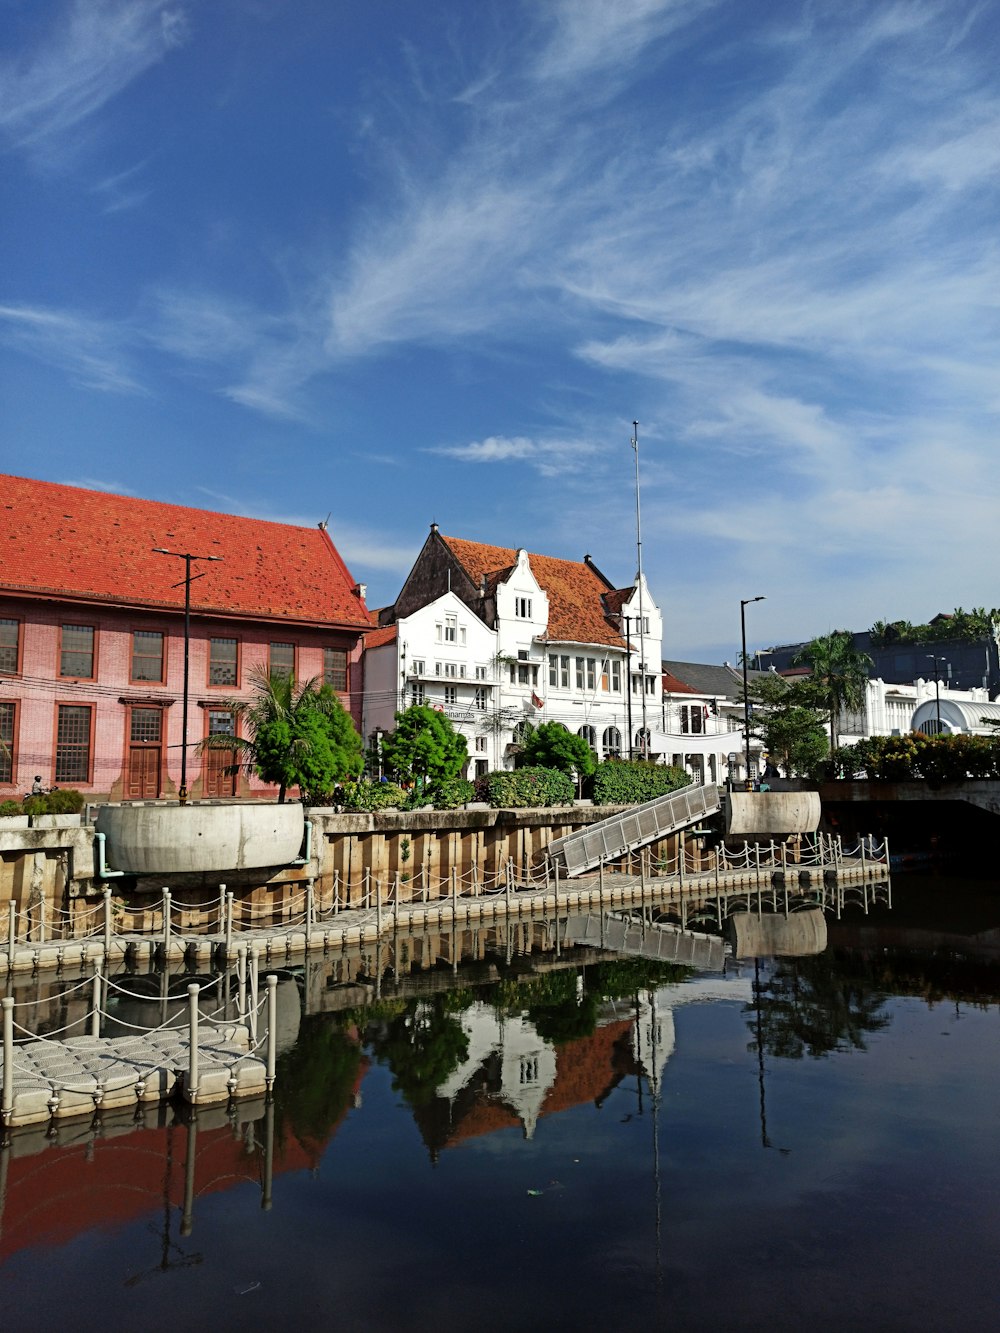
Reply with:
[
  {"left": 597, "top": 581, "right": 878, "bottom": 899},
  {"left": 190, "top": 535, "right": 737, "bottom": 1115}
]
[{"left": 531, "top": 692, "right": 544, "bottom": 708}]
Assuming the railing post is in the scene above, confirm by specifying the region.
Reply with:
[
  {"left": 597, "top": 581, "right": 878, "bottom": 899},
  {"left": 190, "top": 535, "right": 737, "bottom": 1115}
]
[
  {"left": 38, "top": 894, "right": 46, "bottom": 945},
  {"left": 162, "top": 889, "right": 172, "bottom": 957},
  {"left": 91, "top": 963, "right": 102, "bottom": 1038},
  {"left": 265, "top": 974, "right": 278, "bottom": 1092},
  {"left": 187, "top": 983, "right": 200, "bottom": 1103},
  {"left": 451, "top": 867, "right": 458, "bottom": 927},
  {"left": 364, "top": 868, "right": 371, "bottom": 911},
  {"left": 375, "top": 878, "right": 382, "bottom": 935},
  {"left": 8, "top": 901, "right": 16, "bottom": 971},
  {"left": 506, "top": 858, "right": 513, "bottom": 914},
  {"left": 103, "top": 887, "right": 112, "bottom": 958},
  {"left": 2, "top": 996, "right": 14, "bottom": 1126},
  {"left": 249, "top": 943, "right": 260, "bottom": 1042},
  {"left": 306, "top": 882, "right": 314, "bottom": 948},
  {"left": 333, "top": 868, "right": 340, "bottom": 914},
  {"left": 236, "top": 944, "right": 247, "bottom": 1019},
  {"left": 218, "top": 884, "right": 226, "bottom": 935},
  {"left": 225, "top": 892, "right": 234, "bottom": 957}
]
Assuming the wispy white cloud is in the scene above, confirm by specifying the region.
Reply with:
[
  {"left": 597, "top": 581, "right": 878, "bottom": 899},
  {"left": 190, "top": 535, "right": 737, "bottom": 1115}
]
[
  {"left": 61, "top": 476, "right": 138, "bottom": 495},
  {"left": 0, "top": 303, "right": 144, "bottom": 393},
  {"left": 0, "top": 1, "right": 188, "bottom": 158},
  {"left": 427, "top": 434, "right": 601, "bottom": 478}
]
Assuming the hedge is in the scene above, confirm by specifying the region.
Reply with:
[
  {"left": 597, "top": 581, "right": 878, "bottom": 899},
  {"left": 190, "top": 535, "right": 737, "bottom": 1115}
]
[
  {"left": 338, "top": 780, "right": 409, "bottom": 811},
  {"left": 844, "top": 733, "right": 1000, "bottom": 782},
  {"left": 590, "top": 760, "right": 691, "bottom": 806},
  {"left": 475, "top": 767, "right": 575, "bottom": 808}
]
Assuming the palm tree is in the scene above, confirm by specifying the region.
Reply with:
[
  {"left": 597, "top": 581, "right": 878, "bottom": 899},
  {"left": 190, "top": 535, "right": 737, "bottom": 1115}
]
[
  {"left": 791, "top": 631, "right": 871, "bottom": 772},
  {"left": 198, "top": 666, "right": 361, "bottom": 802}
]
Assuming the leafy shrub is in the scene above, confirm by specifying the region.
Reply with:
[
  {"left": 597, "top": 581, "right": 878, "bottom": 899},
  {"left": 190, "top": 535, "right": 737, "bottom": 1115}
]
[
  {"left": 432, "top": 777, "right": 475, "bottom": 810},
  {"left": 590, "top": 760, "right": 691, "bottom": 806},
  {"left": 339, "top": 780, "right": 408, "bottom": 811},
  {"left": 844, "top": 733, "right": 1000, "bottom": 782},
  {"left": 475, "top": 766, "right": 575, "bottom": 808},
  {"left": 0, "top": 799, "right": 22, "bottom": 817},
  {"left": 21, "top": 789, "right": 86, "bottom": 816}
]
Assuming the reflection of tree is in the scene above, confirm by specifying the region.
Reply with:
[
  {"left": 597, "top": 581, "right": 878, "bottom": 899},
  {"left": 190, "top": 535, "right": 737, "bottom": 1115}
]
[
  {"left": 376, "top": 996, "right": 470, "bottom": 1107},
  {"left": 273, "top": 1014, "right": 363, "bottom": 1150},
  {"left": 748, "top": 954, "right": 891, "bottom": 1060}
]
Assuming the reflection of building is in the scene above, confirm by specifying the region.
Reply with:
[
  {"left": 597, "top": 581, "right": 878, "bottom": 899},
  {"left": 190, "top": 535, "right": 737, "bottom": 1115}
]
[
  {"left": 0, "top": 475, "right": 371, "bottom": 800},
  {"left": 363, "top": 525, "right": 663, "bottom": 774},
  {"left": 409, "top": 975, "right": 754, "bottom": 1157}
]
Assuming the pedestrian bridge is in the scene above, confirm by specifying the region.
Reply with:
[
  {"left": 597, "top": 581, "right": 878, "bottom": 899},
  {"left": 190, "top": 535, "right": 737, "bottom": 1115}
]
[{"left": 546, "top": 782, "right": 721, "bottom": 877}]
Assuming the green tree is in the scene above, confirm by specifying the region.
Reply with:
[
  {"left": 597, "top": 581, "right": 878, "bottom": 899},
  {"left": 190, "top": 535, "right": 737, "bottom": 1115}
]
[
  {"left": 380, "top": 704, "right": 468, "bottom": 792},
  {"left": 520, "top": 721, "right": 596, "bottom": 778},
  {"left": 791, "top": 631, "right": 871, "bottom": 770},
  {"left": 749, "top": 674, "right": 829, "bottom": 777},
  {"left": 198, "top": 667, "right": 363, "bottom": 802}
]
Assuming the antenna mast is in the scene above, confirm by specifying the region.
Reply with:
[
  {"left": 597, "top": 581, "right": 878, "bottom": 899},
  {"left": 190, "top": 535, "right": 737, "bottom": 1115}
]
[{"left": 631, "top": 420, "right": 648, "bottom": 753}]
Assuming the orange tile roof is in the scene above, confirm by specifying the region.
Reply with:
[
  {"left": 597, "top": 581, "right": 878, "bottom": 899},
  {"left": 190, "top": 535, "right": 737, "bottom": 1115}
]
[
  {"left": 364, "top": 624, "right": 397, "bottom": 649},
  {"left": 662, "top": 670, "right": 699, "bottom": 695},
  {"left": 0, "top": 474, "right": 371, "bottom": 628},
  {"left": 442, "top": 535, "right": 625, "bottom": 647}
]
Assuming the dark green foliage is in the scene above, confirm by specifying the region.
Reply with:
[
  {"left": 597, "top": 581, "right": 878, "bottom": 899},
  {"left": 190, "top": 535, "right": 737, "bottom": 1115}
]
[
  {"left": 590, "top": 760, "right": 691, "bottom": 805},
  {"left": 791, "top": 631, "right": 871, "bottom": 765},
  {"left": 380, "top": 705, "right": 468, "bottom": 791},
  {"left": 748, "top": 954, "right": 891, "bottom": 1060},
  {"left": 198, "top": 668, "right": 363, "bottom": 802},
  {"left": 520, "top": 721, "right": 596, "bottom": 777},
  {"left": 749, "top": 674, "right": 829, "bottom": 777},
  {"left": 846, "top": 732, "right": 1000, "bottom": 781},
  {"left": 869, "top": 607, "right": 1000, "bottom": 647},
  {"left": 431, "top": 777, "right": 475, "bottom": 809},
  {"left": 0, "top": 799, "right": 22, "bottom": 817},
  {"left": 273, "top": 1015, "right": 363, "bottom": 1147},
  {"left": 338, "top": 780, "right": 408, "bottom": 811},
  {"left": 474, "top": 766, "right": 575, "bottom": 807},
  {"left": 20, "top": 789, "right": 86, "bottom": 816},
  {"left": 374, "top": 996, "right": 470, "bottom": 1108}
]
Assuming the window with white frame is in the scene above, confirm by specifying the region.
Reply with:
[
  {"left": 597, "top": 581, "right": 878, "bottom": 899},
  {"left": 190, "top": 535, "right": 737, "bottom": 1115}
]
[
  {"left": 510, "top": 650, "right": 538, "bottom": 686},
  {"left": 444, "top": 685, "right": 457, "bottom": 705},
  {"left": 411, "top": 658, "right": 425, "bottom": 676},
  {"left": 680, "top": 704, "right": 705, "bottom": 734},
  {"left": 475, "top": 736, "right": 487, "bottom": 752},
  {"left": 611, "top": 660, "right": 621, "bottom": 692},
  {"left": 575, "top": 656, "right": 585, "bottom": 689},
  {"left": 475, "top": 665, "right": 487, "bottom": 680},
  {"left": 444, "top": 615, "right": 458, "bottom": 643},
  {"left": 444, "top": 662, "right": 458, "bottom": 678},
  {"left": 586, "top": 658, "right": 596, "bottom": 691},
  {"left": 410, "top": 682, "right": 425, "bottom": 705},
  {"left": 579, "top": 724, "right": 597, "bottom": 750},
  {"left": 474, "top": 687, "right": 488, "bottom": 709},
  {"left": 602, "top": 726, "right": 622, "bottom": 758},
  {"left": 515, "top": 597, "right": 532, "bottom": 619}
]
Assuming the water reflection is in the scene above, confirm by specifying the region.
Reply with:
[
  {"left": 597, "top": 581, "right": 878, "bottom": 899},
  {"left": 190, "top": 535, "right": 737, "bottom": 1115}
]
[{"left": 6, "top": 877, "right": 1000, "bottom": 1331}]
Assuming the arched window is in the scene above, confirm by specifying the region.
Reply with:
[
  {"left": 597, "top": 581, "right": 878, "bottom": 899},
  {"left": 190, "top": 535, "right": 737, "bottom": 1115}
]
[
  {"left": 635, "top": 727, "right": 650, "bottom": 758},
  {"left": 578, "top": 724, "right": 597, "bottom": 749},
  {"left": 602, "top": 726, "right": 621, "bottom": 759}
]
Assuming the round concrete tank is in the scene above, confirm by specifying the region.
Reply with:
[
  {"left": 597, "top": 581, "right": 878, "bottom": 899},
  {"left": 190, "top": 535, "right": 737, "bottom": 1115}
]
[{"left": 95, "top": 802, "right": 305, "bottom": 875}]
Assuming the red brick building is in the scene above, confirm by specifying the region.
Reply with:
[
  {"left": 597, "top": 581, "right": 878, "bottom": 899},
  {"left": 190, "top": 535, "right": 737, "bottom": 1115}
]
[{"left": 0, "top": 475, "right": 370, "bottom": 800}]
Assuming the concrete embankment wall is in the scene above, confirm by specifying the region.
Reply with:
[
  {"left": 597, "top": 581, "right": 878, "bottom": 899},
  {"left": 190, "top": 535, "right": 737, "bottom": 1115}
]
[{"left": 1, "top": 804, "right": 711, "bottom": 927}]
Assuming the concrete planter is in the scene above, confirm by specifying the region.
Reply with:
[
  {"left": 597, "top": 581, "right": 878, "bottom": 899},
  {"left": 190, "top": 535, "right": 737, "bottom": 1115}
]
[
  {"left": 0, "top": 815, "right": 30, "bottom": 830},
  {"left": 30, "top": 813, "right": 83, "bottom": 829},
  {"left": 95, "top": 802, "right": 305, "bottom": 875}
]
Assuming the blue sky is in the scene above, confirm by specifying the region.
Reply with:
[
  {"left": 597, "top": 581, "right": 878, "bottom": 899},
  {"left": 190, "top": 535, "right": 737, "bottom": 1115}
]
[{"left": 2, "top": 0, "right": 999, "bottom": 662}]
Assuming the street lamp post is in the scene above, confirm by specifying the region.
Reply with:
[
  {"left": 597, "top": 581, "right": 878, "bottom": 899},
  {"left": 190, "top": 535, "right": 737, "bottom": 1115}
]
[
  {"left": 926, "top": 654, "right": 947, "bottom": 734},
  {"left": 741, "top": 597, "right": 765, "bottom": 790},
  {"left": 153, "top": 548, "right": 224, "bottom": 804}
]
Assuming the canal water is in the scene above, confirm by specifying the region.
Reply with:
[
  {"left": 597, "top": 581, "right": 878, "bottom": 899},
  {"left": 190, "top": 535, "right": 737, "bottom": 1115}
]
[{"left": 2, "top": 872, "right": 999, "bottom": 1331}]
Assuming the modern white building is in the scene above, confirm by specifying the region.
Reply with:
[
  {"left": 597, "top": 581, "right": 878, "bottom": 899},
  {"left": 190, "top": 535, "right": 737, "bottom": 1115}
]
[
  {"left": 839, "top": 676, "right": 994, "bottom": 745},
  {"left": 362, "top": 525, "right": 663, "bottom": 777}
]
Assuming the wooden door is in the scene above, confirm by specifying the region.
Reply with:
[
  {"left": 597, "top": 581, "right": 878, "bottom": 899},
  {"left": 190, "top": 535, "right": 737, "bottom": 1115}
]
[
  {"left": 127, "top": 708, "right": 162, "bottom": 798},
  {"left": 204, "top": 709, "right": 237, "bottom": 797}
]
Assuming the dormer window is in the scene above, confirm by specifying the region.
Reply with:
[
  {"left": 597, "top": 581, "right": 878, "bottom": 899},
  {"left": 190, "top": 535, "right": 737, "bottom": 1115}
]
[{"left": 515, "top": 597, "right": 532, "bottom": 619}]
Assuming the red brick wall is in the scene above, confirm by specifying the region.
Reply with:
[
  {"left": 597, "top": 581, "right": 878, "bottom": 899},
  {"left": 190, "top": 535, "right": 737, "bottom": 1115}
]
[{"left": 0, "top": 596, "right": 364, "bottom": 799}]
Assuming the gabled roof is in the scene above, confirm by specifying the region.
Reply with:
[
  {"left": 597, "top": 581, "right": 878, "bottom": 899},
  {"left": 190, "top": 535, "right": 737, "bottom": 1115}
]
[
  {"left": 441, "top": 535, "right": 625, "bottom": 647},
  {"left": 662, "top": 660, "right": 767, "bottom": 699},
  {"left": 662, "top": 669, "right": 700, "bottom": 695},
  {"left": 602, "top": 588, "right": 633, "bottom": 618},
  {"left": 0, "top": 474, "right": 371, "bottom": 629}
]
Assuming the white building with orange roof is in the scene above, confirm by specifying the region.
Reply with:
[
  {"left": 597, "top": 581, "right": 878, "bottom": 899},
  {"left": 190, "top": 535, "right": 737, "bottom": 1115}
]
[{"left": 362, "top": 524, "right": 663, "bottom": 775}]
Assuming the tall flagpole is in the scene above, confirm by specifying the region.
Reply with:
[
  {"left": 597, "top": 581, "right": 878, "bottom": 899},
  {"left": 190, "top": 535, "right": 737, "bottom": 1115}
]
[{"left": 631, "top": 421, "right": 648, "bottom": 755}]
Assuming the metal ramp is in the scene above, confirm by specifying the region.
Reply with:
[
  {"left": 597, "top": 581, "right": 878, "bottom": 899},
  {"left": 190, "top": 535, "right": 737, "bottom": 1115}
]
[
  {"left": 562, "top": 913, "right": 724, "bottom": 970},
  {"left": 547, "top": 782, "right": 721, "bottom": 877}
]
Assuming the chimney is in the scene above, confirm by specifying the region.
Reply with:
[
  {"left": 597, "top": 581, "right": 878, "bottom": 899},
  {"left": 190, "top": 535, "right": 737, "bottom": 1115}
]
[{"left": 354, "top": 582, "right": 367, "bottom": 600}]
